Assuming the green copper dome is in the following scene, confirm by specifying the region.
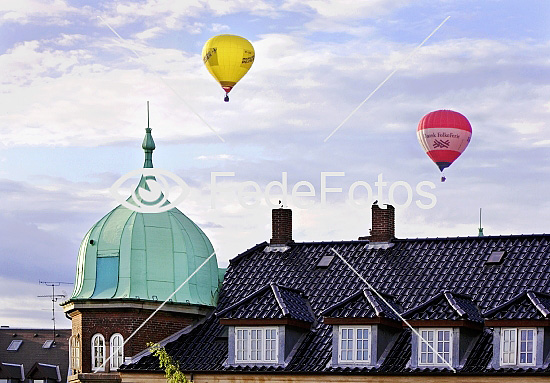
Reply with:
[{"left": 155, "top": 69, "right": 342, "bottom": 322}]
[{"left": 71, "top": 128, "right": 220, "bottom": 307}]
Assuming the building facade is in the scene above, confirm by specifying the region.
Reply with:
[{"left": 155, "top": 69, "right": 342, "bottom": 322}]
[
  {"left": 120, "top": 204, "right": 550, "bottom": 382},
  {"left": 61, "top": 128, "right": 224, "bottom": 383}
]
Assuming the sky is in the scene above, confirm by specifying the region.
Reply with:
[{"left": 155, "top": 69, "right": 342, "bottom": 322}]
[{"left": 0, "top": 0, "right": 549, "bottom": 328}]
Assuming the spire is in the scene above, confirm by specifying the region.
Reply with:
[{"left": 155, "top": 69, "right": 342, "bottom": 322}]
[{"left": 142, "top": 101, "right": 155, "bottom": 168}]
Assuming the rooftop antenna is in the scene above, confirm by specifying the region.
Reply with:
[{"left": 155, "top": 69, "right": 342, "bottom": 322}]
[
  {"left": 38, "top": 281, "right": 73, "bottom": 342},
  {"left": 478, "top": 208, "right": 484, "bottom": 237}
]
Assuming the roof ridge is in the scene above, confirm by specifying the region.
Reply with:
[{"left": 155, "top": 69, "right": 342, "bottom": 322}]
[
  {"left": 270, "top": 283, "right": 289, "bottom": 317},
  {"left": 444, "top": 291, "right": 467, "bottom": 318},
  {"left": 526, "top": 291, "right": 550, "bottom": 318},
  {"left": 364, "top": 290, "right": 383, "bottom": 317},
  {"left": 229, "top": 242, "right": 268, "bottom": 264}
]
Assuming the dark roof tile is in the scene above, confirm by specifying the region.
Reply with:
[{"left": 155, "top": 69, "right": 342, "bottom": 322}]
[{"left": 124, "top": 234, "right": 550, "bottom": 375}]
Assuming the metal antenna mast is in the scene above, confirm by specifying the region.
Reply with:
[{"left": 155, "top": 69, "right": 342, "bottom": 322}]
[
  {"left": 478, "top": 208, "right": 484, "bottom": 237},
  {"left": 38, "top": 281, "right": 73, "bottom": 342}
]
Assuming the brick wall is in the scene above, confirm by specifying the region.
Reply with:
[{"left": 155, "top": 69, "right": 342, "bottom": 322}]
[
  {"left": 271, "top": 208, "right": 293, "bottom": 245},
  {"left": 70, "top": 308, "right": 193, "bottom": 373},
  {"left": 370, "top": 204, "right": 395, "bottom": 242}
]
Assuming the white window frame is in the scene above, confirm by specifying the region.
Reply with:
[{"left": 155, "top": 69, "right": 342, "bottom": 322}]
[
  {"left": 417, "top": 328, "right": 453, "bottom": 366},
  {"left": 234, "top": 327, "right": 278, "bottom": 363},
  {"left": 109, "top": 333, "right": 124, "bottom": 370},
  {"left": 91, "top": 333, "right": 106, "bottom": 372},
  {"left": 338, "top": 326, "right": 371, "bottom": 364},
  {"left": 7, "top": 340, "right": 22, "bottom": 351},
  {"left": 500, "top": 328, "right": 537, "bottom": 366}
]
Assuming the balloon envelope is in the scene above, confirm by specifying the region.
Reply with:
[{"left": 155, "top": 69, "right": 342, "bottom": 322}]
[
  {"left": 202, "top": 35, "right": 255, "bottom": 96},
  {"left": 417, "top": 110, "right": 472, "bottom": 172}
]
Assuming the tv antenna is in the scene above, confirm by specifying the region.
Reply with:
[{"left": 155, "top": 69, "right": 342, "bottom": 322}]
[{"left": 38, "top": 281, "right": 73, "bottom": 342}]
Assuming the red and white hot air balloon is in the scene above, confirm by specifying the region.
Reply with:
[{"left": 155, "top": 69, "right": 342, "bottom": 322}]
[{"left": 417, "top": 110, "right": 472, "bottom": 182}]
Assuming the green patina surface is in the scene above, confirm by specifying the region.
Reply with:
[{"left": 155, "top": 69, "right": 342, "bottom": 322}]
[{"left": 71, "top": 128, "right": 221, "bottom": 307}]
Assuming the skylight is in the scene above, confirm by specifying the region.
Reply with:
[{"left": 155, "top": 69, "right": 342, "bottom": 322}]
[
  {"left": 486, "top": 251, "right": 506, "bottom": 264},
  {"left": 43, "top": 340, "right": 54, "bottom": 349},
  {"left": 317, "top": 255, "right": 334, "bottom": 268},
  {"left": 7, "top": 340, "right": 22, "bottom": 351}
]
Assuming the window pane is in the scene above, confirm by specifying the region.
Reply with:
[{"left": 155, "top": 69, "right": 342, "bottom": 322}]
[{"left": 519, "top": 329, "right": 535, "bottom": 365}]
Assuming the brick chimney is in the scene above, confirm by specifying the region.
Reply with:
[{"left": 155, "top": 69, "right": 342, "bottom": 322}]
[
  {"left": 270, "top": 208, "right": 293, "bottom": 245},
  {"left": 367, "top": 203, "right": 395, "bottom": 242}
]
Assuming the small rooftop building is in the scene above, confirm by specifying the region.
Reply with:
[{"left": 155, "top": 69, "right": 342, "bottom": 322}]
[
  {"left": 0, "top": 327, "right": 71, "bottom": 382},
  {"left": 61, "top": 126, "right": 223, "bottom": 381}
]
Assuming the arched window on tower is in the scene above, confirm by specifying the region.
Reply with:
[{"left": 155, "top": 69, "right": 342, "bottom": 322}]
[
  {"left": 70, "top": 334, "right": 81, "bottom": 373},
  {"left": 110, "top": 333, "right": 124, "bottom": 370},
  {"left": 91, "top": 334, "right": 106, "bottom": 372}
]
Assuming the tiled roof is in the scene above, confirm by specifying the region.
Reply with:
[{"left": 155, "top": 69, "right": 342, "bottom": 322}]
[
  {"left": 216, "top": 283, "right": 314, "bottom": 323},
  {"left": 0, "top": 328, "right": 70, "bottom": 382},
  {"left": 402, "top": 291, "right": 482, "bottom": 322},
  {"left": 321, "top": 289, "right": 402, "bottom": 321},
  {"left": 123, "top": 234, "right": 550, "bottom": 375},
  {"left": 484, "top": 291, "right": 550, "bottom": 320},
  {"left": 0, "top": 362, "right": 25, "bottom": 380}
]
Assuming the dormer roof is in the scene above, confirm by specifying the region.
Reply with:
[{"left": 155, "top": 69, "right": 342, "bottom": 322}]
[
  {"left": 321, "top": 289, "right": 401, "bottom": 323},
  {"left": 484, "top": 290, "right": 550, "bottom": 321},
  {"left": 402, "top": 291, "right": 483, "bottom": 323},
  {"left": 217, "top": 283, "right": 314, "bottom": 324}
]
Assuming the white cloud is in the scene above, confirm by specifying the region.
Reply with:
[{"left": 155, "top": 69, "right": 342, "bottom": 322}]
[
  {"left": 282, "top": 0, "right": 411, "bottom": 19},
  {"left": 211, "top": 23, "right": 230, "bottom": 33},
  {"left": 0, "top": 0, "right": 87, "bottom": 25},
  {"left": 134, "top": 26, "right": 164, "bottom": 40},
  {"left": 0, "top": 277, "right": 72, "bottom": 328},
  {"left": 54, "top": 33, "right": 87, "bottom": 46},
  {"left": 100, "top": 0, "right": 278, "bottom": 29},
  {"left": 196, "top": 154, "right": 241, "bottom": 161}
]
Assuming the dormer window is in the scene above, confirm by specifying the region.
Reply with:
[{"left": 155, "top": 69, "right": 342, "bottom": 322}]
[
  {"left": 500, "top": 328, "right": 536, "bottom": 366},
  {"left": 484, "top": 291, "right": 550, "bottom": 369},
  {"left": 418, "top": 328, "right": 452, "bottom": 366},
  {"left": 322, "top": 289, "right": 402, "bottom": 368},
  {"left": 403, "top": 292, "right": 483, "bottom": 369},
  {"left": 235, "top": 327, "right": 278, "bottom": 363},
  {"left": 338, "top": 326, "right": 370, "bottom": 364},
  {"left": 217, "top": 283, "right": 314, "bottom": 367}
]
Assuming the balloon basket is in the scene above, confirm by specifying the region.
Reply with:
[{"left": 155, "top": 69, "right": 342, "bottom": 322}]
[{"left": 224, "top": 95, "right": 229, "bottom": 102}]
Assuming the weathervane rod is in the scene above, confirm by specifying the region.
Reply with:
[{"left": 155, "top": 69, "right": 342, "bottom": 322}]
[
  {"left": 147, "top": 101, "right": 150, "bottom": 130},
  {"left": 480, "top": 208, "right": 482, "bottom": 229}
]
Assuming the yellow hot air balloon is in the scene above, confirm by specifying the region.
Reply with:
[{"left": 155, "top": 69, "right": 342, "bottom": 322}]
[{"left": 202, "top": 35, "right": 255, "bottom": 102}]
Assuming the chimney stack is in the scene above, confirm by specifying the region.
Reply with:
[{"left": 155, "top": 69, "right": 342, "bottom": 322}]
[
  {"left": 368, "top": 204, "right": 395, "bottom": 242},
  {"left": 271, "top": 208, "right": 293, "bottom": 245}
]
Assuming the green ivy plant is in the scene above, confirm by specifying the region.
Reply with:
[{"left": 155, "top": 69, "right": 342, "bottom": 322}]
[{"left": 147, "top": 342, "right": 189, "bottom": 383}]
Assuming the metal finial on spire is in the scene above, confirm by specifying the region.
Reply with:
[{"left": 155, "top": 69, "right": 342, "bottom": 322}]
[{"left": 142, "top": 101, "right": 155, "bottom": 168}]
